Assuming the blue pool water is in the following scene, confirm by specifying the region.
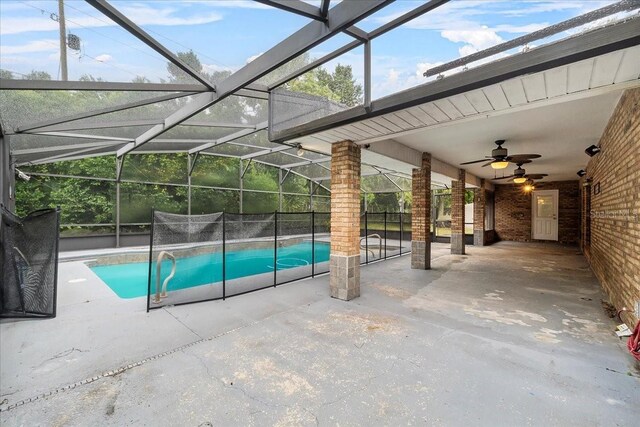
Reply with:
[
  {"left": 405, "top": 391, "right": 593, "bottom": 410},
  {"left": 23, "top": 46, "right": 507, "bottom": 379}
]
[{"left": 91, "top": 241, "right": 330, "bottom": 299}]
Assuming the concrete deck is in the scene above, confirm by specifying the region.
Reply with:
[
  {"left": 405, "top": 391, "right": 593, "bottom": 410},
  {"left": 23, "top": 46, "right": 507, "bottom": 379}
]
[{"left": 1, "top": 242, "right": 638, "bottom": 425}]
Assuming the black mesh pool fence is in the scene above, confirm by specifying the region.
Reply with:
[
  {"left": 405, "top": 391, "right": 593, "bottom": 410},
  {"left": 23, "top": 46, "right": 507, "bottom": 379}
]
[
  {"left": 1, "top": 206, "right": 60, "bottom": 318},
  {"left": 147, "top": 210, "right": 411, "bottom": 311}
]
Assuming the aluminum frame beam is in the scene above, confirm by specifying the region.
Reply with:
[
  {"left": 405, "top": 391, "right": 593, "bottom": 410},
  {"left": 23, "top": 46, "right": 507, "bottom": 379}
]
[
  {"left": 188, "top": 121, "right": 269, "bottom": 154},
  {"left": 271, "top": 15, "right": 640, "bottom": 142},
  {"left": 0, "top": 79, "right": 205, "bottom": 92},
  {"left": 115, "top": 0, "right": 390, "bottom": 158},
  {"left": 254, "top": 0, "right": 325, "bottom": 21}
]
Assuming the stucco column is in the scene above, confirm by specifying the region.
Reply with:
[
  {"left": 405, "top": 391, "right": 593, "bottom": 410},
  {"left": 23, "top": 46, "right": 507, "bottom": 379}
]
[
  {"left": 451, "top": 169, "right": 466, "bottom": 255},
  {"left": 411, "top": 153, "right": 431, "bottom": 269},
  {"left": 473, "top": 180, "right": 486, "bottom": 246},
  {"left": 330, "top": 140, "right": 361, "bottom": 301}
]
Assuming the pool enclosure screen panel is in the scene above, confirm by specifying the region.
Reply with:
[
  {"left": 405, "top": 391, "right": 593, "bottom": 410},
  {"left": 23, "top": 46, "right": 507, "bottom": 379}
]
[
  {"left": 276, "top": 213, "right": 314, "bottom": 285},
  {"left": 224, "top": 213, "right": 277, "bottom": 297},
  {"left": 148, "top": 211, "right": 224, "bottom": 309},
  {"left": 1, "top": 207, "right": 59, "bottom": 318}
]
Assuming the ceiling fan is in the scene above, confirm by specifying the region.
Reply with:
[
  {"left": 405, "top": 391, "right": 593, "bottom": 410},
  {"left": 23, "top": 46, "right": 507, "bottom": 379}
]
[
  {"left": 460, "top": 140, "right": 541, "bottom": 170},
  {"left": 492, "top": 162, "right": 548, "bottom": 184}
]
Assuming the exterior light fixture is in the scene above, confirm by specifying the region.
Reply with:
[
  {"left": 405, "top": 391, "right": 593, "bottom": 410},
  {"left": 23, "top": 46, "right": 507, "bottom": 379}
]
[
  {"left": 296, "top": 144, "right": 304, "bottom": 157},
  {"left": 490, "top": 160, "right": 509, "bottom": 170},
  {"left": 577, "top": 169, "right": 586, "bottom": 177},
  {"left": 523, "top": 184, "right": 535, "bottom": 193},
  {"left": 513, "top": 177, "right": 527, "bottom": 184},
  {"left": 585, "top": 145, "right": 600, "bottom": 157}
]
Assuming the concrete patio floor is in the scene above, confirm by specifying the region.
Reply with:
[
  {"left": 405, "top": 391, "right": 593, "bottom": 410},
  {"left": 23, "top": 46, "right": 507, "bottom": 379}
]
[{"left": 1, "top": 242, "right": 638, "bottom": 426}]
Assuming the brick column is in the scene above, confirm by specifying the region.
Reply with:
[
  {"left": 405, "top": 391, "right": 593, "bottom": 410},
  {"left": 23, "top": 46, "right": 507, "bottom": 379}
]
[
  {"left": 473, "top": 180, "right": 486, "bottom": 246},
  {"left": 451, "top": 169, "right": 465, "bottom": 255},
  {"left": 411, "top": 153, "right": 431, "bottom": 269},
  {"left": 330, "top": 140, "right": 361, "bottom": 301}
]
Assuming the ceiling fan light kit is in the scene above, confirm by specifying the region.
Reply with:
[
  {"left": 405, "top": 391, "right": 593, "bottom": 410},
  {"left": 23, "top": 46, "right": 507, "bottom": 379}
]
[
  {"left": 490, "top": 160, "right": 509, "bottom": 170},
  {"left": 513, "top": 177, "right": 527, "bottom": 184}
]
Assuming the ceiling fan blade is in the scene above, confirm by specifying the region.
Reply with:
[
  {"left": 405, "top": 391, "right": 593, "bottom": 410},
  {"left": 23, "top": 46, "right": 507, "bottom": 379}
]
[
  {"left": 481, "top": 161, "right": 495, "bottom": 167},
  {"left": 493, "top": 175, "right": 515, "bottom": 180},
  {"left": 525, "top": 174, "right": 548, "bottom": 179},
  {"left": 460, "top": 159, "right": 491, "bottom": 165},
  {"left": 507, "top": 154, "right": 541, "bottom": 161}
]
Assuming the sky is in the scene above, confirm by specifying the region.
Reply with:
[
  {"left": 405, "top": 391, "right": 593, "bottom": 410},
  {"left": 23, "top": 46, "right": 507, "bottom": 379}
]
[{"left": 0, "top": 0, "right": 631, "bottom": 99}]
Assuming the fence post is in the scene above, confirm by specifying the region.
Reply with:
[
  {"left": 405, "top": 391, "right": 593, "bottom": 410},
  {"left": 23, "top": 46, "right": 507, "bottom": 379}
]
[
  {"left": 365, "top": 211, "right": 369, "bottom": 264},
  {"left": 311, "top": 211, "right": 315, "bottom": 278},
  {"left": 146, "top": 208, "right": 155, "bottom": 313},
  {"left": 399, "top": 211, "right": 403, "bottom": 256},
  {"left": 274, "top": 210, "right": 278, "bottom": 287},
  {"left": 52, "top": 206, "right": 61, "bottom": 318},
  {"left": 384, "top": 211, "right": 387, "bottom": 260},
  {"left": 222, "top": 211, "right": 226, "bottom": 300}
]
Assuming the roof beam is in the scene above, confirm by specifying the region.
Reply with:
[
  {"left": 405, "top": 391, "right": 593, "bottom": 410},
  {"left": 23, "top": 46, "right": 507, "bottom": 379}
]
[
  {"left": 116, "top": 0, "right": 391, "bottom": 157},
  {"left": 13, "top": 92, "right": 191, "bottom": 134},
  {"left": 86, "top": 0, "right": 214, "bottom": 90},
  {"left": 270, "top": 15, "right": 640, "bottom": 142},
  {"left": 12, "top": 140, "right": 122, "bottom": 155},
  {"left": 188, "top": 121, "right": 269, "bottom": 154}
]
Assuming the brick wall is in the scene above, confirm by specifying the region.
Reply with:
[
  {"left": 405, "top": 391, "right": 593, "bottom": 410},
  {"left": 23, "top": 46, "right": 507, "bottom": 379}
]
[
  {"left": 330, "top": 140, "right": 361, "bottom": 256},
  {"left": 582, "top": 88, "right": 640, "bottom": 326},
  {"left": 494, "top": 181, "right": 580, "bottom": 244}
]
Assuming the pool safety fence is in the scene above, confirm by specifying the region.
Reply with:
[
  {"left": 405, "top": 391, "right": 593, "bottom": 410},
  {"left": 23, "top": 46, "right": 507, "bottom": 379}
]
[
  {"left": 147, "top": 210, "right": 411, "bottom": 311},
  {"left": 1, "top": 206, "right": 60, "bottom": 318}
]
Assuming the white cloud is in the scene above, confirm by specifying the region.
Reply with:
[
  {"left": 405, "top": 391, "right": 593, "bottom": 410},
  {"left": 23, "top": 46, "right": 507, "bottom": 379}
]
[
  {"left": 387, "top": 68, "right": 399, "bottom": 84},
  {"left": 442, "top": 27, "right": 504, "bottom": 51},
  {"left": 0, "top": 39, "right": 59, "bottom": 54},
  {"left": 94, "top": 54, "right": 113, "bottom": 63},
  {"left": 0, "top": 5, "right": 222, "bottom": 35},
  {"left": 117, "top": 5, "right": 222, "bottom": 26}
]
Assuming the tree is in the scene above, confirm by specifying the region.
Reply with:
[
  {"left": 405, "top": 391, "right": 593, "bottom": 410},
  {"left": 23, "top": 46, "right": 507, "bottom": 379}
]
[
  {"left": 25, "top": 70, "right": 52, "bottom": 80},
  {"left": 167, "top": 50, "right": 203, "bottom": 83},
  {"left": 328, "top": 65, "right": 363, "bottom": 107},
  {"left": 0, "top": 69, "right": 13, "bottom": 79}
]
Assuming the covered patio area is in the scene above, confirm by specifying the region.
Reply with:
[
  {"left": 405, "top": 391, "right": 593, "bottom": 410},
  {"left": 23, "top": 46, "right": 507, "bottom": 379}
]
[{"left": 1, "top": 242, "right": 637, "bottom": 425}]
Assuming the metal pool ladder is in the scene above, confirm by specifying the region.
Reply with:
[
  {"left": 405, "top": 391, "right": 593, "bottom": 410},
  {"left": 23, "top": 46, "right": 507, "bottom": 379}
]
[
  {"left": 154, "top": 251, "right": 176, "bottom": 303},
  {"left": 360, "top": 234, "right": 382, "bottom": 259}
]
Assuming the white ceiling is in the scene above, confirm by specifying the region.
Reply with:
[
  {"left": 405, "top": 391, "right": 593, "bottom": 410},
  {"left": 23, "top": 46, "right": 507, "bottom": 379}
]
[{"left": 393, "top": 89, "right": 624, "bottom": 183}]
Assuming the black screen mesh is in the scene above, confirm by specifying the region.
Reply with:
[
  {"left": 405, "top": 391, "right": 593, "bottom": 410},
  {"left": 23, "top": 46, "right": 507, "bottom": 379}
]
[{"left": 1, "top": 207, "right": 60, "bottom": 318}]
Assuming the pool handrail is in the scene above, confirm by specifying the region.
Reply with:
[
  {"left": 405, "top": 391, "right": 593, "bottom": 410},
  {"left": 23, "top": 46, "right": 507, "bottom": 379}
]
[{"left": 155, "top": 251, "right": 176, "bottom": 303}]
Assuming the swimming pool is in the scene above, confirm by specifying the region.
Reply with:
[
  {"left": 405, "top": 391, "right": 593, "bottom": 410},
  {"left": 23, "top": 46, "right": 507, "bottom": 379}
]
[{"left": 91, "top": 241, "right": 330, "bottom": 299}]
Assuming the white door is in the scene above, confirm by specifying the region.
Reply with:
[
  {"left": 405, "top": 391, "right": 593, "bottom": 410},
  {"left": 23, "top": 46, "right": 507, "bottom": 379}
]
[{"left": 532, "top": 190, "right": 558, "bottom": 241}]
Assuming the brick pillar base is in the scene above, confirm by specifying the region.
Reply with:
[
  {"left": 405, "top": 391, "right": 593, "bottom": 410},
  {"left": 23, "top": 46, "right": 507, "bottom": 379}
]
[
  {"left": 451, "top": 169, "right": 465, "bottom": 255},
  {"left": 411, "top": 153, "right": 431, "bottom": 269},
  {"left": 330, "top": 141, "right": 361, "bottom": 300}
]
